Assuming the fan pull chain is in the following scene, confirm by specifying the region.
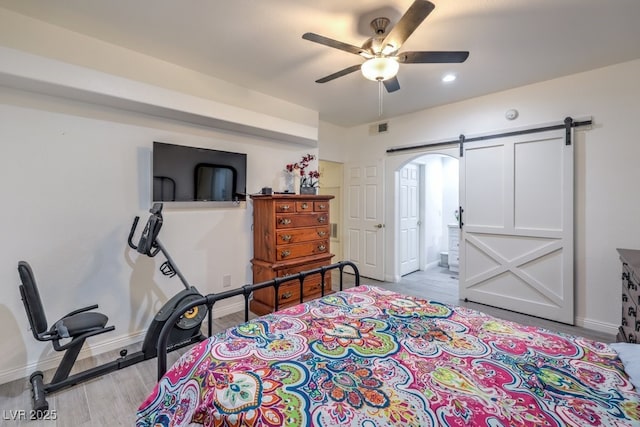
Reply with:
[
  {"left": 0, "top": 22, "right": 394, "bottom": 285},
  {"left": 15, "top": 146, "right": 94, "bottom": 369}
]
[{"left": 378, "top": 79, "right": 383, "bottom": 117}]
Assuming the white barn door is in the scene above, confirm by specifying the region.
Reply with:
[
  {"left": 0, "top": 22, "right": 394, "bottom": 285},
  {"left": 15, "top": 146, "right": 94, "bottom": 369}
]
[
  {"left": 399, "top": 163, "right": 420, "bottom": 276},
  {"left": 345, "top": 161, "right": 385, "bottom": 280},
  {"left": 459, "top": 129, "right": 574, "bottom": 324}
]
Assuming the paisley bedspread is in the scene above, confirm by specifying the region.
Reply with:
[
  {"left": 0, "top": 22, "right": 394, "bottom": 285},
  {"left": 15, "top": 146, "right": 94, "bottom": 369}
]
[{"left": 137, "top": 285, "right": 640, "bottom": 426}]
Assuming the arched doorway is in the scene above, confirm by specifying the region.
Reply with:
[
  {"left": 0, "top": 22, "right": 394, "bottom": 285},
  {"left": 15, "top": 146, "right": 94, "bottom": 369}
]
[
  {"left": 398, "top": 154, "right": 459, "bottom": 278},
  {"left": 383, "top": 145, "right": 459, "bottom": 283}
]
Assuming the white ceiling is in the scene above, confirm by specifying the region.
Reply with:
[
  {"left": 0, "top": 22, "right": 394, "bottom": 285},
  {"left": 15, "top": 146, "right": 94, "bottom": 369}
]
[{"left": 2, "top": 0, "right": 640, "bottom": 127}]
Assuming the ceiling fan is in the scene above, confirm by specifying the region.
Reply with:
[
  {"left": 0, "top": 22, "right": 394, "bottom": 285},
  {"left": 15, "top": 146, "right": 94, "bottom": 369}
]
[{"left": 302, "top": 0, "right": 469, "bottom": 93}]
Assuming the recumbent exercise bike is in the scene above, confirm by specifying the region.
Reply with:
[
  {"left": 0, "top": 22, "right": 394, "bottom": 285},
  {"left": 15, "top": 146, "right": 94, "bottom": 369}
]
[{"left": 18, "top": 203, "right": 207, "bottom": 416}]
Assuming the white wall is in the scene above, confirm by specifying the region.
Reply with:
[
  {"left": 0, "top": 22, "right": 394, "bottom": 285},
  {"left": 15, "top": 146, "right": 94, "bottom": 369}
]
[
  {"left": 422, "top": 157, "right": 444, "bottom": 264},
  {"left": 0, "top": 7, "right": 322, "bottom": 385},
  {"left": 419, "top": 155, "right": 459, "bottom": 266},
  {"left": 0, "top": 87, "right": 318, "bottom": 384},
  {"left": 325, "top": 58, "right": 640, "bottom": 334}
]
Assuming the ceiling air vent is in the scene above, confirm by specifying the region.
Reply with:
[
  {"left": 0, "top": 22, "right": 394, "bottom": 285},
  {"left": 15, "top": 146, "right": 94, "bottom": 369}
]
[{"left": 369, "top": 122, "right": 389, "bottom": 135}]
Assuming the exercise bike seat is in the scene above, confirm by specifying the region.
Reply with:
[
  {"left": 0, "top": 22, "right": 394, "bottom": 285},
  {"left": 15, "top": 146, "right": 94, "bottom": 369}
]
[
  {"left": 53, "top": 311, "right": 108, "bottom": 339},
  {"left": 18, "top": 261, "right": 114, "bottom": 350}
]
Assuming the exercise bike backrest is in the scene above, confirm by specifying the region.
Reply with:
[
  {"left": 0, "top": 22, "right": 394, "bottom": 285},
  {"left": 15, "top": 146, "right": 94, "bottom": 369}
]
[{"left": 128, "top": 203, "right": 163, "bottom": 257}]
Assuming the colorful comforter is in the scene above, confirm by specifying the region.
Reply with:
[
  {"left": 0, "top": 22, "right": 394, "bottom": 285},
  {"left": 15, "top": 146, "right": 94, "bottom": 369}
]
[{"left": 137, "top": 285, "right": 640, "bottom": 426}]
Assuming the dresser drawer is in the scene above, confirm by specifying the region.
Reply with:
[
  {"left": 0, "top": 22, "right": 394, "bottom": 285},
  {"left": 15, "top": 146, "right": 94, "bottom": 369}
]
[
  {"left": 278, "top": 269, "right": 330, "bottom": 301},
  {"left": 314, "top": 201, "right": 330, "bottom": 212},
  {"left": 277, "top": 240, "right": 329, "bottom": 261},
  {"left": 295, "top": 201, "right": 314, "bottom": 212},
  {"left": 274, "top": 282, "right": 301, "bottom": 308},
  {"left": 278, "top": 259, "right": 333, "bottom": 278},
  {"left": 276, "top": 213, "right": 329, "bottom": 228},
  {"left": 269, "top": 261, "right": 333, "bottom": 309},
  {"left": 270, "top": 277, "right": 330, "bottom": 310},
  {"left": 275, "top": 201, "right": 296, "bottom": 213},
  {"left": 276, "top": 226, "right": 329, "bottom": 244}
]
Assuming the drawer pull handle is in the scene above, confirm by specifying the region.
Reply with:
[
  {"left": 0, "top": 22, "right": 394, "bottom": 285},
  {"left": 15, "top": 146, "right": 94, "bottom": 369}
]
[
  {"left": 318, "top": 245, "right": 326, "bottom": 252},
  {"left": 317, "top": 230, "right": 326, "bottom": 237},
  {"left": 301, "top": 202, "right": 309, "bottom": 209},
  {"left": 281, "top": 250, "right": 291, "bottom": 258},
  {"left": 279, "top": 218, "right": 292, "bottom": 225},
  {"left": 280, "top": 204, "right": 291, "bottom": 211},
  {"left": 281, "top": 234, "right": 292, "bottom": 242},
  {"left": 318, "top": 216, "right": 327, "bottom": 223},
  {"left": 281, "top": 291, "right": 293, "bottom": 300},
  {"left": 318, "top": 204, "right": 327, "bottom": 209}
]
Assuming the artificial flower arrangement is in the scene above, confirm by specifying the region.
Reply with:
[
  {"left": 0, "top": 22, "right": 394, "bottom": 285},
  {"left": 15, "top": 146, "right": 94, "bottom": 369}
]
[{"left": 286, "top": 154, "right": 320, "bottom": 188}]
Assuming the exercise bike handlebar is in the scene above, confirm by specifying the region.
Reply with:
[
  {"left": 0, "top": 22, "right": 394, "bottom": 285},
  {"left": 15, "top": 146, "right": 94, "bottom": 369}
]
[
  {"left": 128, "top": 204, "right": 191, "bottom": 291},
  {"left": 128, "top": 215, "right": 161, "bottom": 257},
  {"left": 127, "top": 216, "right": 141, "bottom": 251}
]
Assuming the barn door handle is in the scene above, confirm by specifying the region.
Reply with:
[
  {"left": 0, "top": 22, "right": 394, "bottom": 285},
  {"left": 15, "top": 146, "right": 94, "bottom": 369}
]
[{"left": 458, "top": 207, "right": 464, "bottom": 229}]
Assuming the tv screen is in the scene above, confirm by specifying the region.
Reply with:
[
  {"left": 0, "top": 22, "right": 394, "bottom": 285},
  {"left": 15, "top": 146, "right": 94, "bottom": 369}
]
[{"left": 152, "top": 142, "right": 247, "bottom": 203}]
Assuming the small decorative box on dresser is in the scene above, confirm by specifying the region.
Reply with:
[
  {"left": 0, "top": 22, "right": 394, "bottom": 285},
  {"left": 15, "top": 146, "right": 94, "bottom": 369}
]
[
  {"left": 617, "top": 248, "right": 640, "bottom": 343},
  {"left": 250, "top": 194, "right": 334, "bottom": 315}
]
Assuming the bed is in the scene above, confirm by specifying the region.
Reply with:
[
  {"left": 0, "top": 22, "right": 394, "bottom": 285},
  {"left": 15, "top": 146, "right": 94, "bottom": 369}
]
[{"left": 137, "top": 285, "right": 640, "bottom": 426}]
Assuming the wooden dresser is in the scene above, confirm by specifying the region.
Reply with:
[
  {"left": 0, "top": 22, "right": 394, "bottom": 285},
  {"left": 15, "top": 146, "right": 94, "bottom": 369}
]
[
  {"left": 250, "top": 194, "right": 334, "bottom": 315},
  {"left": 618, "top": 248, "right": 640, "bottom": 343}
]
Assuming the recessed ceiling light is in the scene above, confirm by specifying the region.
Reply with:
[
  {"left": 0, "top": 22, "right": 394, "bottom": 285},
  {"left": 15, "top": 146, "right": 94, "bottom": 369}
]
[{"left": 442, "top": 73, "right": 457, "bottom": 83}]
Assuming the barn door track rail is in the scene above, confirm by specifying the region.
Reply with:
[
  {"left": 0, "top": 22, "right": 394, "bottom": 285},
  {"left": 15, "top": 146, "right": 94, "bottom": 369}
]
[{"left": 386, "top": 116, "right": 592, "bottom": 155}]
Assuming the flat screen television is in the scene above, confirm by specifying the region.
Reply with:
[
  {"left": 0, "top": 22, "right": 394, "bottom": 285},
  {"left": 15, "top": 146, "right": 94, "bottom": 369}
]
[{"left": 152, "top": 141, "right": 247, "bottom": 204}]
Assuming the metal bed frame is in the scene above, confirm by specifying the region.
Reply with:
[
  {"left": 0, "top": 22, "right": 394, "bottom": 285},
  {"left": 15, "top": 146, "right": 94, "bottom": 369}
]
[{"left": 155, "top": 260, "right": 360, "bottom": 379}]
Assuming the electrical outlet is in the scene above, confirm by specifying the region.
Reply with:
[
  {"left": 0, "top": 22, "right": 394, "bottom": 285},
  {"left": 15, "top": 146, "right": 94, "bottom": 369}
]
[{"left": 222, "top": 274, "right": 232, "bottom": 288}]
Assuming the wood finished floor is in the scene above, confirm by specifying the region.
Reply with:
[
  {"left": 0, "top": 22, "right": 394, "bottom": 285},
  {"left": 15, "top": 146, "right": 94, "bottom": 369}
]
[{"left": 0, "top": 267, "right": 616, "bottom": 426}]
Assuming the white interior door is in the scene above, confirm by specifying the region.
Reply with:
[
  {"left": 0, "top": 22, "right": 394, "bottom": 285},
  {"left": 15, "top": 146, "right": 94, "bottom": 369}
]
[
  {"left": 459, "top": 129, "right": 574, "bottom": 324},
  {"left": 345, "top": 161, "right": 384, "bottom": 280},
  {"left": 399, "top": 163, "right": 420, "bottom": 275}
]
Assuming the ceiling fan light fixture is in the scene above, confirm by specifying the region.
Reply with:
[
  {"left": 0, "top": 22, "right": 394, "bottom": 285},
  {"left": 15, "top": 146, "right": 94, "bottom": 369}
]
[{"left": 361, "top": 57, "right": 399, "bottom": 81}]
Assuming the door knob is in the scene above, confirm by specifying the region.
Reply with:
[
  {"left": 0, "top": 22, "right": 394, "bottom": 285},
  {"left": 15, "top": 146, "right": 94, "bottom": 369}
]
[{"left": 374, "top": 223, "right": 384, "bottom": 229}]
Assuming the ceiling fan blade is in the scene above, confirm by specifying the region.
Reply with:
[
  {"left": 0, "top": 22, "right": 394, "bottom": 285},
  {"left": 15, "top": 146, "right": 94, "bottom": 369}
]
[
  {"left": 398, "top": 51, "right": 469, "bottom": 63},
  {"left": 302, "top": 32, "right": 370, "bottom": 57},
  {"left": 383, "top": 76, "right": 400, "bottom": 93},
  {"left": 382, "top": 0, "right": 435, "bottom": 52},
  {"left": 315, "top": 64, "right": 362, "bottom": 83}
]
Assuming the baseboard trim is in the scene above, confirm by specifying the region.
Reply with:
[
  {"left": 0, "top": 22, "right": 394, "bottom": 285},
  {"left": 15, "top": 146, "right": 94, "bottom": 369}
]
[
  {"left": 1, "top": 299, "right": 247, "bottom": 386},
  {"left": 575, "top": 316, "right": 619, "bottom": 336}
]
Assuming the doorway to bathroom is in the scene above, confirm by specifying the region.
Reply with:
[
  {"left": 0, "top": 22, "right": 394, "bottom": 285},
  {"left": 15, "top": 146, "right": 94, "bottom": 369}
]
[{"left": 398, "top": 154, "right": 459, "bottom": 285}]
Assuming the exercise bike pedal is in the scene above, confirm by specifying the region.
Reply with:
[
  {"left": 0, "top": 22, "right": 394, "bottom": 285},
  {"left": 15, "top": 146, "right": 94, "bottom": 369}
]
[{"left": 29, "top": 371, "right": 49, "bottom": 417}]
